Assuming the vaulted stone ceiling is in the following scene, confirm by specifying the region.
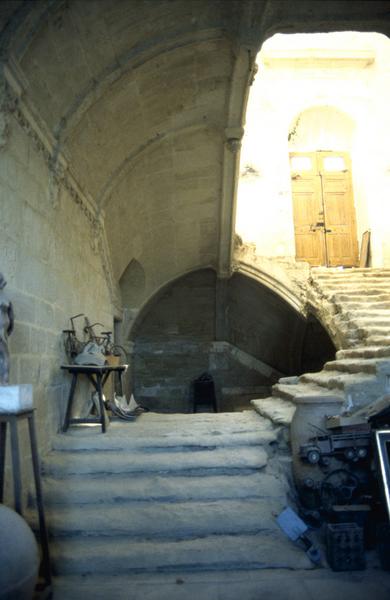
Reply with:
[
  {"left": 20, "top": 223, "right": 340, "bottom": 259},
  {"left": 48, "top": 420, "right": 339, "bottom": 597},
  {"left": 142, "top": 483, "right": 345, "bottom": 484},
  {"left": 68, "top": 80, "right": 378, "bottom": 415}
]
[{"left": 2, "top": 0, "right": 390, "bottom": 305}]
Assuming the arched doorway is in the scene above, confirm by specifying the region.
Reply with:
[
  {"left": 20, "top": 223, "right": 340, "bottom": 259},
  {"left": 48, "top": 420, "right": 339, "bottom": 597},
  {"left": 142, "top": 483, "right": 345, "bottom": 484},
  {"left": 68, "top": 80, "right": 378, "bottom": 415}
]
[{"left": 235, "top": 31, "right": 390, "bottom": 269}]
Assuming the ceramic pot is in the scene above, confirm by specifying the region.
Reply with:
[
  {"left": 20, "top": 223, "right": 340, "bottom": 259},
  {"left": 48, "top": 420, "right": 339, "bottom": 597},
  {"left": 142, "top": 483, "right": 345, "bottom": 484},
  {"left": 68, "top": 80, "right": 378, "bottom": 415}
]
[{"left": 0, "top": 504, "right": 39, "bottom": 600}]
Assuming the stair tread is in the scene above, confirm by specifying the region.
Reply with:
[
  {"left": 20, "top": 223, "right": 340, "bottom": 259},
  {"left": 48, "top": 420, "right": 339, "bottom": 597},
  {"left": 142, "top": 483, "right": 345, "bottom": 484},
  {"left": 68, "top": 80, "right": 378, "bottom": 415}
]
[
  {"left": 273, "top": 382, "right": 344, "bottom": 400},
  {"left": 337, "top": 346, "right": 390, "bottom": 359},
  {"left": 49, "top": 532, "right": 314, "bottom": 574},
  {"left": 30, "top": 498, "right": 284, "bottom": 538},
  {"left": 52, "top": 426, "right": 275, "bottom": 452},
  {"left": 325, "top": 357, "right": 390, "bottom": 372},
  {"left": 251, "top": 397, "right": 296, "bottom": 425},
  {"left": 42, "top": 472, "right": 287, "bottom": 504},
  {"left": 301, "top": 371, "right": 375, "bottom": 386},
  {"left": 43, "top": 445, "right": 269, "bottom": 476}
]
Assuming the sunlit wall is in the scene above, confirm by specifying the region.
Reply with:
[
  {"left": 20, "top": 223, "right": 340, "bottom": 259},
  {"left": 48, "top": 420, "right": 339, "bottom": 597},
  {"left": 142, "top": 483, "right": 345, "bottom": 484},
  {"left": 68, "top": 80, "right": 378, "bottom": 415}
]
[{"left": 236, "top": 32, "right": 390, "bottom": 267}]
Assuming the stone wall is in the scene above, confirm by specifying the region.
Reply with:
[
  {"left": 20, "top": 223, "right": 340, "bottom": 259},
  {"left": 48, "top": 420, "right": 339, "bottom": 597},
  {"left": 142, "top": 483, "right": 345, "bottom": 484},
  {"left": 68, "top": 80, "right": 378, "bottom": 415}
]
[{"left": 1, "top": 114, "right": 113, "bottom": 465}]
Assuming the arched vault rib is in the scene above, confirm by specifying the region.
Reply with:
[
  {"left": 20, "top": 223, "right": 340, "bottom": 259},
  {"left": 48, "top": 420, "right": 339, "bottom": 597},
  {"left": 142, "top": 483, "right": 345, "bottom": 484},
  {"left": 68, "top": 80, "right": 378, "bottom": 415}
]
[
  {"left": 99, "top": 123, "right": 224, "bottom": 211},
  {"left": 52, "top": 28, "right": 227, "bottom": 144},
  {"left": 234, "top": 261, "right": 306, "bottom": 316}
]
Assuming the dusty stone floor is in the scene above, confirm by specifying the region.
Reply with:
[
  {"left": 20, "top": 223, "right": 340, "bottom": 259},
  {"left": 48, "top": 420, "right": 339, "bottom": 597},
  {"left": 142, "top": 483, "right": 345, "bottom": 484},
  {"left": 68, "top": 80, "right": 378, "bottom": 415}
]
[{"left": 52, "top": 567, "right": 390, "bottom": 600}]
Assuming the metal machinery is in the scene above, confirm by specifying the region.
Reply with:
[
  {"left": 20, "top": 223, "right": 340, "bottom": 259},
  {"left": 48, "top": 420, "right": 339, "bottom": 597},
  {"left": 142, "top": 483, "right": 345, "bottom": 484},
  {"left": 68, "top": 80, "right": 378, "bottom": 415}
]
[{"left": 297, "top": 395, "right": 390, "bottom": 570}]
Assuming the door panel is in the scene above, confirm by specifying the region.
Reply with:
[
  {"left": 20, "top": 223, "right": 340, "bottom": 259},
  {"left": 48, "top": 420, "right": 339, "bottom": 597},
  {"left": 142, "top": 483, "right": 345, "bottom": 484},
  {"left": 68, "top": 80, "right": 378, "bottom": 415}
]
[
  {"left": 290, "top": 151, "right": 358, "bottom": 267},
  {"left": 318, "top": 151, "right": 358, "bottom": 267},
  {"left": 290, "top": 152, "right": 325, "bottom": 266}
]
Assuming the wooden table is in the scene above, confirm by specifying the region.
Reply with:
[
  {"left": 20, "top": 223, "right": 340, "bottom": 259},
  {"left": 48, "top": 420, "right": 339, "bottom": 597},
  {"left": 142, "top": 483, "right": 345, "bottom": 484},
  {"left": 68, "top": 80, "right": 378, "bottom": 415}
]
[{"left": 61, "top": 364, "right": 128, "bottom": 433}]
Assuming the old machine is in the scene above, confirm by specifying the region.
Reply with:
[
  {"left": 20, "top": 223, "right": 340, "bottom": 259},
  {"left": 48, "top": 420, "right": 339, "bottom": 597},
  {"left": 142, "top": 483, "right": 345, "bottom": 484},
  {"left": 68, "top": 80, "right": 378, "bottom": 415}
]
[{"left": 296, "top": 395, "right": 390, "bottom": 570}]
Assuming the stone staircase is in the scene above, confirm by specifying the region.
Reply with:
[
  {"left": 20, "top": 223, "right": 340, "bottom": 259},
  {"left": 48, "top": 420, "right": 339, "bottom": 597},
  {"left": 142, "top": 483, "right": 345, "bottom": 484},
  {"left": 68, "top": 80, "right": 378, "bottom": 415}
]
[
  {"left": 253, "top": 268, "right": 390, "bottom": 426},
  {"left": 31, "top": 411, "right": 314, "bottom": 583},
  {"left": 31, "top": 268, "right": 390, "bottom": 594}
]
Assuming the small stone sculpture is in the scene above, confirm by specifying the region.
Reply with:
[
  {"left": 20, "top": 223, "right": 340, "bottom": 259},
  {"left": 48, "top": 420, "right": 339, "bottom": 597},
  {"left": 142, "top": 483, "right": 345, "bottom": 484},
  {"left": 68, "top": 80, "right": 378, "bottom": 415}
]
[{"left": 0, "top": 273, "right": 14, "bottom": 385}]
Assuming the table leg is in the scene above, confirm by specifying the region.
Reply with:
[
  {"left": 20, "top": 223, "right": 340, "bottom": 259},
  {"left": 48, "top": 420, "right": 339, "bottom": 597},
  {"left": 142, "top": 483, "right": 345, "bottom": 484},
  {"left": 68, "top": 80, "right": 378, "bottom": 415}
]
[
  {"left": 96, "top": 373, "right": 108, "bottom": 433},
  {"left": 63, "top": 373, "right": 78, "bottom": 432},
  {"left": 28, "top": 413, "right": 52, "bottom": 586},
  {"left": 0, "top": 421, "right": 7, "bottom": 502},
  {"left": 9, "top": 417, "right": 22, "bottom": 514},
  {"left": 118, "top": 370, "right": 124, "bottom": 396}
]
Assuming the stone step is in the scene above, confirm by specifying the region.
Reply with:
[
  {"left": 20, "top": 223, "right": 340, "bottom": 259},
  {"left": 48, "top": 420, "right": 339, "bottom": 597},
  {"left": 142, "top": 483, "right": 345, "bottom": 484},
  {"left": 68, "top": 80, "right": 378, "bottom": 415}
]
[
  {"left": 29, "top": 498, "right": 283, "bottom": 539},
  {"left": 336, "top": 346, "right": 390, "bottom": 359},
  {"left": 311, "top": 268, "right": 390, "bottom": 278},
  {"left": 327, "top": 289, "right": 390, "bottom": 298},
  {"left": 313, "top": 275, "right": 390, "bottom": 284},
  {"left": 322, "top": 287, "right": 390, "bottom": 298},
  {"left": 52, "top": 428, "right": 275, "bottom": 453},
  {"left": 272, "top": 382, "right": 344, "bottom": 403},
  {"left": 300, "top": 370, "right": 376, "bottom": 391},
  {"left": 358, "top": 326, "right": 390, "bottom": 337},
  {"left": 49, "top": 532, "right": 313, "bottom": 576},
  {"left": 335, "top": 299, "right": 390, "bottom": 309},
  {"left": 355, "top": 317, "right": 390, "bottom": 326},
  {"left": 365, "top": 335, "right": 390, "bottom": 346},
  {"left": 51, "top": 569, "right": 390, "bottom": 600},
  {"left": 42, "top": 445, "right": 269, "bottom": 478},
  {"left": 250, "top": 397, "right": 296, "bottom": 426},
  {"left": 345, "top": 310, "right": 390, "bottom": 320},
  {"left": 323, "top": 358, "right": 390, "bottom": 375},
  {"left": 41, "top": 472, "right": 287, "bottom": 505}
]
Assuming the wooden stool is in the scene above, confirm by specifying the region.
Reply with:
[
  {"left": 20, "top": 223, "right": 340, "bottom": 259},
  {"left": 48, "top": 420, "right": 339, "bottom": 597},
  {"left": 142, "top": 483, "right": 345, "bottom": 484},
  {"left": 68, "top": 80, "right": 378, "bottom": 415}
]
[{"left": 0, "top": 409, "right": 52, "bottom": 593}]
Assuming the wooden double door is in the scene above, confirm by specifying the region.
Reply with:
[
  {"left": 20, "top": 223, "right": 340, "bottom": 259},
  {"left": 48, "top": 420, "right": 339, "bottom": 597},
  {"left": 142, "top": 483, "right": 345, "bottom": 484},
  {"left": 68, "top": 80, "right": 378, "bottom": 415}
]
[{"left": 290, "top": 151, "right": 358, "bottom": 267}]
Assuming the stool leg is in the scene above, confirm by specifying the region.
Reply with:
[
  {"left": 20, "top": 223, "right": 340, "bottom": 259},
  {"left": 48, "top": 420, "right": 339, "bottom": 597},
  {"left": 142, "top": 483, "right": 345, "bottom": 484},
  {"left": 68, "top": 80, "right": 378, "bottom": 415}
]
[
  {"left": 0, "top": 421, "right": 7, "bottom": 502},
  {"left": 9, "top": 417, "right": 22, "bottom": 514},
  {"left": 28, "top": 414, "right": 52, "bottom": 586}
]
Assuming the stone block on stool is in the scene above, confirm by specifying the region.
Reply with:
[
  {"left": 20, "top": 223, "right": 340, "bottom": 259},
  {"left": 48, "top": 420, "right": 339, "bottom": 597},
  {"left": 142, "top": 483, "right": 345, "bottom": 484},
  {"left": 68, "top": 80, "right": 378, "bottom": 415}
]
[{"left": 0, "top": 384, "right": 33, "bottom": 413}]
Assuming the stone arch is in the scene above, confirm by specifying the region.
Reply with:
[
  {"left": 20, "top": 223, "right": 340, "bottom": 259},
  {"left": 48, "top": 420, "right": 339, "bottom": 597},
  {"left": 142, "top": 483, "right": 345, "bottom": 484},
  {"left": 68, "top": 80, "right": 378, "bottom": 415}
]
[
  {"left": 288, "top": 105, "right": 356, "bottom": 152},
  {"left": 129, "top": 265, "right": 336, "bottom": 411}
]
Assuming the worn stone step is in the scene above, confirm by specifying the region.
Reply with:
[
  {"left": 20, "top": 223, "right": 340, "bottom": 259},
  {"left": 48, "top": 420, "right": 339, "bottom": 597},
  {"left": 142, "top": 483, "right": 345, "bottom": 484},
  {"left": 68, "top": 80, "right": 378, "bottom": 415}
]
[
  {"left": 300, "top": 370, "right": 376, "bottom": 391},
  {"left": 327, "top": 288, "right": 390, "bottom": 298},
  {"left": 336, "top": 346, "right": 390, "bottom": 359},
  {"left": 314, "top": 276, "right": 390, "bottom": 285},
  {"left": 272, "top": 382, "right": 344, "bottom": 403},
  {"left": 311, "top": 268, "right": 390, "bottom": 278},
  {"left": 42, "top": 446, "right": 268, "bottom": 478},
  {"left": 52, "top": 428, "right": 275, "bottom": 453},
  {"left": 318, "top": 280, "right": 390, "bottom": 288},
  {"left": 336, "top": 299, "right": 390, "bottom": 309},
  {"left": 51, "top": 569, "right": 390, "bottom": 600},
  {"left": 324, "top": 358, "right": 390, "bottom": 375},
  {"left": 358, "top": 326, "right": 390, "bottom": 337},
  {"left": 29, "top": 498, "right": 283, "bottom": 539},
  {"left": 40, "top": 472, "right": 287, "bottom": 505},
  {"left": 322, "top": 288, "right": 390, "bottom": 300},
  {"left": 365, "top": 335, "right": 390, "bottom": 346},
  {"left": 251, "top": 397, "right": 296, "bottom": 426},
  {"left": 346, "top": 309, "right": 390, "bottom": 320},
  {"left": 355, "top": 317, "right": 390, "bottom": 326},
  {"left": 49, "top": 532, "right": 314, "bottom": 575}
]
